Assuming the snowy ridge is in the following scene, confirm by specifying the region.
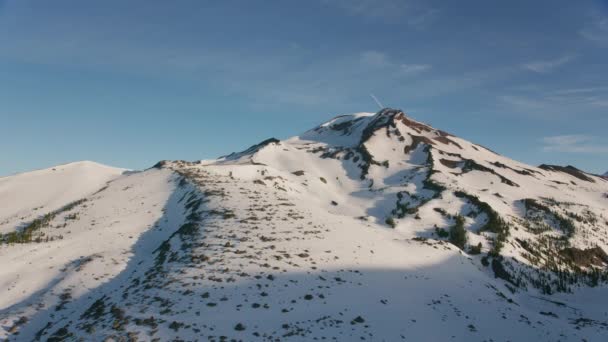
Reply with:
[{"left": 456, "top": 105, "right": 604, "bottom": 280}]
[
  {"left": 0, "top": 161, "right": 126, "bottom": 235},
  {"left": 1, "top": 109, "right": 607, "bottom": 341}
]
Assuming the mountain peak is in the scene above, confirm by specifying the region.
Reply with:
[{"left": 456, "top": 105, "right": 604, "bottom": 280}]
[
  {"left": 297, "top": 108, "right": 456, "bottom": 149},
  {"left": 2, "top": 110, "right": 608, "bottom": 341}
]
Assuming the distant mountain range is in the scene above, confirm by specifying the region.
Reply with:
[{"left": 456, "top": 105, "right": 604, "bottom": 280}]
[{"left": 1, "top": 108, "right": 607, "bottom": 341}]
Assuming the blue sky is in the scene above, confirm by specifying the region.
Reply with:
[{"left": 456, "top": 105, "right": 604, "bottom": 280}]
[{"left": 1, "top": 0, "right": 607, "bottom": 176}]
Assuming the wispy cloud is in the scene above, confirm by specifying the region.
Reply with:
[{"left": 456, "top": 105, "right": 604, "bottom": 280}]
[
  {"left": 580, "top": 13, "right": 608, "bottom": 45},
  {"left": 522, "top": 55, "right": 574, "bottom": 73},
  {"left": 325, "top": 0, "right": 408, "bottom": 18},
  {"left": 541, "top": 135, "right": 608, "bottom": 153},
  {"left": 323, "top": 0, "right": 438, "bottom": 29},
  {"left": 552, "top": 87, "right": 608, "bottom": 95},
  {"left": 498, "top": 83, "right": 608, "bottom": 119},
  {"left": 359, "top": 50, "right": 431, "bottom": 75},
  {"left": 360, "top": 51, "right": 390, "bottom": 67},
  {"left": 406, "top": 8, "right": 439, "bottom": 30},
  {"left": 499, "top": 95, "right": 546, "bottom": 110},
  {"left": 399, "top": 63, "right": 432, "bottom": 74}
]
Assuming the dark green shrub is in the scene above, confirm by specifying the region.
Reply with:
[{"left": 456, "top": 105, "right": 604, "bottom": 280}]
[
  {"left": 481, "top": 256, "right": 490, "bottom": 266},
  {"left": 454, "top": 191, "right": 510, "bottom": 255},
  {"left": 449, "top": 215, "right": 467, "bottom": 249},
  {"left": 435, "top": 227, "right": 449, "bottom": 238},
  {"left": 469, "top": 242, "right": 482, "bottom": 255}
]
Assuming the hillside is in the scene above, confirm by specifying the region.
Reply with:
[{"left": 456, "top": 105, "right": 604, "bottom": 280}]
[
  {"left": 1, "top": 109, "right": 607, "bottom": 341},
  {"left": 0, "top": 161, "right": 126, "bottom": 236}
]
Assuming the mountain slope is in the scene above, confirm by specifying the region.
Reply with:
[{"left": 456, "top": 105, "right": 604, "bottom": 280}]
[
  {"left": 0, "top": 167, "right": 189, "bottom": 334},
  {"left": 1, "top": 109, "right": 607, "bottom": 341},
  {"left": 0, "top": 161, "right": 126, "bottom": 235}
]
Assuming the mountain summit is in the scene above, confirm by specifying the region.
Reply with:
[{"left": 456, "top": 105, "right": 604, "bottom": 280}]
[{"left": 1, "top": 109, "right": 607, "bottom": 341}]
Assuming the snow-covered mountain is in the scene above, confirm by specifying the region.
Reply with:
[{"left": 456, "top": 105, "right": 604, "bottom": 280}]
[
  {"left": 0, "top": 161, "right": 126, "bottom": 235},
  {"left": 1, "top": 109, "right": 607, "bottom": 341}
]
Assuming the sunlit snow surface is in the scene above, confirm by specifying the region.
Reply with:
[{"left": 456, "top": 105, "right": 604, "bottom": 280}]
[{"left": 1, "top": 110, "right": 607, "bottom": 341}]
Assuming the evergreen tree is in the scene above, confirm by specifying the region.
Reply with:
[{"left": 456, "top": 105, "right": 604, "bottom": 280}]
[{"left": 449, "top": 215, "right": 467, "bottom": 249}]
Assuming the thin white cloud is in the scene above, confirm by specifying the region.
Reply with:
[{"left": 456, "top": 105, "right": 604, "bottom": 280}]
[
  {"left": 323, "top": 0, "right": 438, "bottom": 29},
  {"left": 399, "top": 63, "right": 432, "bottom": 74},
  {"left": 541, "top": 135, "right": 608, "bottom": 153},
  {"left": 360, "top": 51, "right": 390, "bottom": 67},
  {"left": 589, "top": 99, "right": 608, "bottom": 107},
  {"left": 360, "top": 50, "right": 431, "bottom": 77},
  {"left": 499, "top": 84, "right": 608, "bottom": 119},
  {"left": 580, "top": 14, "right": 608, "bottom": 45},
  {"left": 324, "top": 0, "right": 408, "bottom": 18},
  {"left": 552, "top": 87, "right": 608, "bottom": 95},
  {"left": 543, "top": 135, "right": 592, "bottom": 146},
  {"left": 406, "top": 8, "right": 439, "bottom": 30},
  {"left": 499, "top": 95, "right": 546, "bottom": 110},
  {"left": 522, "top": 55, "right": 574, "bottom": 73}
]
